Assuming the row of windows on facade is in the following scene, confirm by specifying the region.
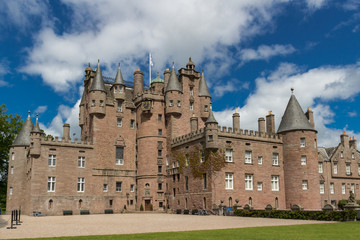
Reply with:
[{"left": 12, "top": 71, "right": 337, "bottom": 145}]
[
  {"left": 339, "top": 151, "right": 356, "bottom": 159},
  {"left": 223, "top": 174, "right": 280, "bottom": 191},
  {"left": 168, "top": 100, "right": 208, "bottom": 112},
  {"left": 224, "top": 149, "right": 280, "bottom": 165},
  {"left": 319, "top": 182, "right": 357, "bottom": 195},
  {"left": 116, "top": 118, "right": 135, "bottom": 128},
  {"left": 328, "top": 162, "right": 360, "bottom": 176}
]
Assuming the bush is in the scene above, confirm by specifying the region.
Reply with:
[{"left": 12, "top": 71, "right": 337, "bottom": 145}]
[
  {"left": 176, "top": 209, "right": 182, "bottom": 214},
  {"left": 233, "top": 209, "right": 357, "bottom": 221},
  {"left": 140, "top": 204, "right": 144, "bottom": 211},
  {"left": 191, "top": 209, "right": 198, "bottom": 215},
  {"left": 150, "top": 204, "right": 153, "bottom": 211},
  {"left": 184, "top": 209, "right": 190, "bottom": 214},
  {"left": 338, "top": 200, "right": 348, "bottom": 210}
]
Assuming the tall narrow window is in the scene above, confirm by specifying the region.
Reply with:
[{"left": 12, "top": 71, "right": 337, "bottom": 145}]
[
  {"left": 258, "top": 156, "right": 263, "bottom": 165},
  {"left": 117, "top": 101, "right": 122, "bottom": 112},
  {"left": 257, "top": 182, "right": 263, "bottom": 191},
  {"left": 158, "top": 129, "right": 162, "bottom": 136},
  {"left": 48, "top": 177, "right": 56, "bottom": 192},
  {"left": 225, "top": 173, "right": 233, "bottom": 189},
  {"left": 333, "top": 163, "right": 338, "bottom": 174},
  {"left": 272, "top": 153, "right": 279, "bottom": 166},
  {"left": 117, "top": 118, "right": 122, "bottom": 127},
  {"left": 99, "top": 100, "right": 104, "bottom": 107},
  {"left": 190, "top": 87, "right": 194, "bottom": 96},
  {"left": 78, "top": 156, "right": 85, "bottom": 168},
  {"left": 130, "top": 120, "right": 135, "bottom": 129},
  {"left": 130, "top": 184, "right": 134, "bottom": 192},
  {"left": 77, "top": 178, "right": 85, "bottom": 192},
  {"left": 340, "top": 151, "right": 344, "bottom": 158},
  {"left": 189, "top": 102, "right": 194, "bottom": 111},
  {"left": 320, "top": 183, "right": 324, "bottom": 194},
  {"left": 346, "top": 164, "right": 351, "bottom": 175},
  {"left": 358, "top": 164, "right": 360, "bottom": 176},
  {"left": 342, "top": 183, "right": 346, "bottom": 194},
  {"left": 271, "top": 175, "right": 279, "bottom": 191},
  {"left": 351, "top": 183, "right": 355, "bottom": 194},
  {"left": 200, "top": 151, "right": 205, "bottom": 163},
  {"left": 302, "top": 180, "right": 308, "bottom": 190},
  {"left": 300, "top": 138, "right": 306, "bottom": 147},
  {"left": 352, "top": 152, "right": 355, "bottom": 159},
  {"left": 203, "top": 173, "right": 207, "bottom": 189},
  {"left": 225, "top": 149, "right": 233, "bottom": 162},
  {"left": 10, "top": 166, "right": 13, "bottom": 175},
  {"left": 9, "top": 187, "right": 13, "bottom": 195},
  {"left": 116, "top": 147, "right": 124, "bottom": 165},
  {"left": 318, "top": 162, "right": 323, "bottom": 173},
  {"left": 116, "top": 182, "right": 122, "bottom": 192},
  {"left": 330, "top": 183, "right": 334, "bottom": 194},
  {"left": 166, "top": 155, "right": 169, "bottom": 166},
  {"left": 185, "top": 154, "right": 189, "bottom": 166},
  {"left": 158, "top": 114, "right": 162, "bottom": 121},
  {"left": 48, "top": 155, "right": 56, "bottom": 167},
  {"left": 301, "top": 155, "right": 307, "bottom": 165},
  {"left": 11, "top": 152, "right": 14, "bottom": 160},
  {"left": 91, "top": 100, "right": 95, "bottom": 107},
  {"left": 245, "top": 151, "right": 252, "bottom": 164},
  {"left": 103, "top": 184, "right": 108, "bottom": 192},
  {"left": 204, "top": 105, "right": 208, "bottom": 112},
  {"left": 245, "top": 174, "right": 253, "bottom": 190},
  {"left": 119, "top": 86, "right": 123, "bottom": 93},
  {"left": 185, "top": 176, "right": 189, "bottom": 191}
]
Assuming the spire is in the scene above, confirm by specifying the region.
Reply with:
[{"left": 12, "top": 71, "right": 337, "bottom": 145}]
[
  {"left": 31, "top": 114, "right": 42, "bottom": 133},
  {"left": 13, "top": 111, "right": 34, "bottom": 146},
  {"left": 165, "top": 62, "right": 182, "bottom": 92},
  {"left": 199, "top": 70, "right": 211, "bottom": 97},
  {"left": 90, "top": 60, "right": 106, "bottom": 92},
  {"left": 114, "top": 63, "right": 125, "bottom": 85},
  {"left": 277, "top": 90, "right": 315, "bottom": 134},
  {"left": 206, "top": 108, "right": 218, "bottom": 124}
]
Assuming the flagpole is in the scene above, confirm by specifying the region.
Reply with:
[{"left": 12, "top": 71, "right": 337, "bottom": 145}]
[{"left": 149, "top": 52, "right": 151, "bottom": 87}]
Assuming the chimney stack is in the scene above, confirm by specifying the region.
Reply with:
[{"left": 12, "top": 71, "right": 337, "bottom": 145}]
[
  {"left": 340, "top": 131, "right": 349, "bottom": 149},
  {"left": 258, "top": 117, "right": 265, "bottom": 134},
  {"left": 305, "top": 107, "right": 315, "bottom": 128},
  {"left": 232, "top": 108, "right": 240, "bottom": 131},
  {"left": 266, "top": 111, "right": 275, "bottom": 134},
  {"left": 63, "top": 123, "right": 70, "bottom": 142}
]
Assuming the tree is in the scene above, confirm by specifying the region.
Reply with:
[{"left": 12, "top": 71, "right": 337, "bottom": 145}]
[{"left": 0, "top": 105, "right": 23, "bottom": 210}]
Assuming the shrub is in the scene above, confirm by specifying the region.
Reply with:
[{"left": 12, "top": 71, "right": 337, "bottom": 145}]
[
  {"left": 191, "top": 209, "right": 198, "bottom": 215},
  {"left": 150, "top": 204, "right": 153, "bottom": 211},
  {"left": 176, "top": 209, "right": 182, "bottom": 214},
  {"left": 338, "top": 200, "right": 348, "bottom": 210},
  {"left": 140, "top": 204, "right": 144, "bottom": 211},
  {"left": 184, "top": 209, "right": 190, "bottom": 214}
]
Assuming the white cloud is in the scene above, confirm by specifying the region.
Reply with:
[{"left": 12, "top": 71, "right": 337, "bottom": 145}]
[
  {"left": 0, "top": 59, "right": 10, "bottom": 87},
  {"left": 213, "top": 79, "right": 250, "bottom": 98},
  {"left": 33, "top": 105, "right": 48, "bottom": 116},
  {"left": 22, "top": 0, "right": 292, "bottom": 92},
  {"left": 214, "top": 62, "right": 360, "bottom": 148},
  {"left": 348, "top": 111, "right": 357, "bottom": 117},
  {"left": 306, "top": 0, "right": 327, "bottom": 9},
  {"left": 238, "top": 44, "right": 296, "bottom": 64}
]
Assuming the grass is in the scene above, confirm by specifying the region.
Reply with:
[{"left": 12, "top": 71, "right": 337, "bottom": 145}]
[{"left": 8, "top": 222, "right": 360, "bottom": 240}]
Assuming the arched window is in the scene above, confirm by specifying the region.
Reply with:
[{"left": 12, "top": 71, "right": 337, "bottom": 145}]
[
  {"left": 229, "top": 197, "right": 233, "bottom": 207},
  {"left": 249, "top": 197, "right": 252, "bottom": 205},
  {"left": 79, "top": 199, "right": 83, "bottom": 208},
  {"left": 49, "top": 199, "right": 53, "bottom": 209},
  {"left": 203, "top": 197, "right": 207, "bottom": 209},
  {"left": 145, "top": 183, "right": 150, "bottom": 188},
  {"left": 275, "top": 197, "right": 279, "bottom": 209}
]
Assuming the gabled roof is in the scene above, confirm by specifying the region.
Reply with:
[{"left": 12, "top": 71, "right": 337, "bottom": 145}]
[
  {"left": 114, "top": 63, "right": 125, "bottom": 85},
  {"left": 90, "top": 60, "right": 106, "bottom": 92},
  {"left": 13, "top": 111, "right": 33, "bottom": 146},
  {"left": 199, "top": 71, "right": 211, "bottom": 97},
  {"left": 206, "top": 109, "right": 218, "bottom": 124},
  {"left": 318, "top": 147, "right": 330, "bottom": 161},
  {"left": 165, "top": 63, "right": 182, "bottom": 93},
  {"left": 277, "top": 93, "right": 315, "bottom": 133}
]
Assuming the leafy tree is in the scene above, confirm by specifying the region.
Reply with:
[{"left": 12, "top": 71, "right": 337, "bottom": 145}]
[{"left": 0, "top": 105, "right": 23, "bottom": 210}]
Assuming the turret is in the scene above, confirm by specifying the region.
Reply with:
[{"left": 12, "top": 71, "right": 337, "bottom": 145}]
[
  {"left": 30, "top": 114, "right": 43, "bottom": 157},
  {"left": 134, "top": 68, "right": 143, "bottom": 96},
  {"left": 79, "top": 93, "right": 85, "bottom": 126},
  {"left": 232, "top": 108, "right": 240, "bottom": 132},
  {"left": 278, "top": 89, "right": 320, "bottom": 210},
  {"left": 12, "top": 111, "right": 33, "bottom": 147},
  {"left": 205, "top": 109, "right": 219, "bottom": 149},
  {"left": 89, "top": 60, "right": 106, "bottom": 115},
  {"left": 199, "top": 71, "right": 211, "bottom": 120},
  {"left": 190, "top": 114, "right": 198, "bottom": 132},
  {"left": 165, "top": 63, "right": 182, "bottom": 116},
  {"left": 113, "top": 63, "right": 126, "bottom": 100},
  {"left": 151, "top": 72, "right": 164, "bottom": 94},
  {"left": 62, "top": 123, "right": 70, "bottom": 142}
]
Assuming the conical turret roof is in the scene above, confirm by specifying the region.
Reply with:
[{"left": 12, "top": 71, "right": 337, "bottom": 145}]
[
  {"left": 199, "top": 71, "right": 211, "bottom": 97},
  {"left": 277, "top": 92, "right": 315, "bottom": 134},
  {"left": 13, "top": 111, "right": 33, "bottom": 146},
  {"left": 165, "top": 63, "right": 182, "bottom": 93},
  {"left": 90, "top": 60, "right": 106, "bottom": 92},
  {"left": 31, "top": 114, "right": 42, "bottom": 133},
  {"left": 206, "top": 109, "right": 218, "bottom": 124},
  {"left": 114, "top": 63, "right": 125, "bottom": 85}
]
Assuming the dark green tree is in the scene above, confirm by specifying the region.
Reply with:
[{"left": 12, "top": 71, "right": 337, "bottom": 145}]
[{"left": 0, "top": 105, "right": 23, "bottom": 210}]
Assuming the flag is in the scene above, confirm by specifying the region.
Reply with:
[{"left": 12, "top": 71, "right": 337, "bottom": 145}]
[{"left": 150, "top": 53, "right": 153, "bottom": 67}]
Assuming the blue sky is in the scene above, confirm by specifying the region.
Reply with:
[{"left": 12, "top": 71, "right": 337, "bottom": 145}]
[{"left": 1, "top": 0, "right": 360, "bottom": 148}]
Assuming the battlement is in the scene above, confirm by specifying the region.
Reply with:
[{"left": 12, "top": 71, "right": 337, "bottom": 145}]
[
  {"left": 41, "top": 136, "right": 93, "bottom": 148},
  {"left": 171, "top": 128, "right": 205, "bottom": 147},
  {"left": 218, "top": 125, "right": 282, "bottom": 142}
]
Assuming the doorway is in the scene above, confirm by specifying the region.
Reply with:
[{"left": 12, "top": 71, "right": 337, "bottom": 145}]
[{"left": 145, "top": 200, "right": 151, "bottom": 211}]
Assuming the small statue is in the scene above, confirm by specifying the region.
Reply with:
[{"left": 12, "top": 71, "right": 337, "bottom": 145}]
[{"left": 349, "top": 190, "right": 355, "bottom": 203}]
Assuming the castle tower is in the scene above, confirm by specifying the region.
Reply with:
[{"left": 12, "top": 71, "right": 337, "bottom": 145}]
[
  {"left": 199, "top": 71, "right": 211, "bottom": 120},
  {"left": 151, "top": 72, "right": 164, "bottom": 94},
  {"left": 112, "top": 63, "right": 126, "bottom": 100},
  {"left": 7, "top": 111, "right": 33, "bottom": 213},
  {"left": 30, "top": 114, "right": 43, "bottom": 157},
  {"left": 278, "top": 90, "right": 320, "bottom": 210},
  {"left": 89, "top": 60, "right": 106, "bottom": 116},
  {"left": 205, "top": 109, "right": 219, "bottom": 149}
]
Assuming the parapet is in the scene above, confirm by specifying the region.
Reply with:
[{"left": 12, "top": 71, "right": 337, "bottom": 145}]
[
  {"left": 218, "top": 125, "right": 282, "bottom": 143},
  {"left": 41, "top": 136, "right": 93, "bottom": 149},
  {"left": 171, "top": 128, "right": 205, "bottom": 147}
]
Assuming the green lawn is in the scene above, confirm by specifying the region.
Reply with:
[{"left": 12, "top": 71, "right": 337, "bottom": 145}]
[{"left": 9, "top": 222, "right": 360, "bottom": 240}]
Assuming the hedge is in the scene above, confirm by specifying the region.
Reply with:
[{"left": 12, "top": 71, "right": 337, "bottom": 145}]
[{"left": 234, "top": 209, "right": 357, "bottom": 221}]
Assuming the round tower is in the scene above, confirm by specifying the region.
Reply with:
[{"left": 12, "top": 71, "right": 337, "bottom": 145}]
[
  {"left": 89, "top": 60, "right": 106, "bottom": 116},
  {"left": 165, "top": 63, "right": 182, "bottom": 116},
  {"left": 133, "top": 68, "right": 143, "bottom": 96},
  {"left": 278, "top": 90, "right": 320, "bottom": 210},
  {"left": 205, "top": 109, "right": 219, "bottom": 149}
]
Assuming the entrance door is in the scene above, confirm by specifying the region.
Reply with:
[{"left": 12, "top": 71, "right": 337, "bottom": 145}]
[{"left": 145, "top": 200, "right": 151, "bottom": 211}]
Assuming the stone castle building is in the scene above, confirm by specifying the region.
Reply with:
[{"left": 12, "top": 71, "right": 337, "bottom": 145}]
[{"left": 6, "top": 58, "right": 360, "bottom": 215}]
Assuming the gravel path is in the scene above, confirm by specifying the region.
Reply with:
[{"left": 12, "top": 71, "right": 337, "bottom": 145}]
[{"left": 0, "top": 213, "right": 332, "bottom": 239}]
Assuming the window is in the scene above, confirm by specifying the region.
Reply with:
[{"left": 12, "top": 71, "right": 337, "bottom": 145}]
[
  {"left": 185, "top": 176, "right": 189, "bottom": 191},
  {"left": 225, "top": 173, "right": 233, "bottom": 189},
  {"left": 258, "top": 156, "right": 263, "bottom": 165},
  {"left": 200, "top": 151, "right": 205, "bottom": 163},
  {"left": 158, "top": 150, "right": 162, "bottom": 157},
  {"left": 333, "top": 163, "right": 338, "bottom": 174},
  {"left": 103, "top": 184, "right": 108, "bottom": 192},
  {"left": 130, "top": 120, "right": 135, "bottom": 129},
  {"left": 177, "top": 100, "right": 181, "bottom": 107},
  {"left": 116, "top": 182, "right": 122, "bottom": 192},
  {"left": 78, "top": 156, "right": 85, "bottom": 168},
  {"left": 10, "top": 166, "right": 13, "bottom": 175},
  {"left": 203, "top": 173, "right": 207, "bottom": 189},
  {"left": 301, "top": 155, "right": 307, "bottom": 166},
  {"left": 342, "top": 183, "right": 346, "bottom": 194},
  {"left": 48, "top": 177, "right": 56, "bottom": 192},
  {"left": 225, "top": 149, "right": 233, "bottom": 162},
  {"left": 77, "top": 178, "right": 85, "bottom": 192},
  {"left": 117, "top": 101, "right": 122, "bottom": 112},
  {"left": 271, "top": 176, "right": 279, "bottom": 191},
  {"left": 130, "top": 184, "right": 134, "bottom": 192},
  {"left": 48, "top": 155, "right": 56, "bottom": 167},
  {"left": 245, "top": 174, "right": 253, "bottom": 190},
  {"left": 158, "top": 129, "right": 162, "bottom": 136},
  {"left": 114, "top": 86, "right": 117, "bottom": 93},
  {"left": 320, "top": 183, "right": 324, "bottom": 194},
  {"left": 158, "top": 183, "right": 162, "bottom": 190},
  {"left": 49, "top": 199, "right": 53, "bottom": 209},
  {"left": 119, "top": 86, "right": 123, "bottom": 93},
  {"left": 300, "top": 138, "right": 306, "bottom": 147},
  {"left": 91, "top": 100, "right": 95, "bottom": 107},
  {"left": 169, "top": 100, "right": 174, "bottom": 107},
  {"left": 166, "top": 155, "right": 169, "bottom": 166},
  {"left": 352, "top": 152, "right": 355, "bottom": 159},
  {"left": 190, "top": 87, "right": 193, "bottom": 96},
  {"left": 302, "top": 180, "right": 308, "bottom": 190},
  {"left": 185, "top": 154, "right": 189, "bottom": 166},
  {"left": 158, "top": 114, "right": 162, "bottom": 121},
  {"left": 11, "top": 152, "right": 14, "bottom": 160},
  {"left": 158, "top": 165, "right": 162, "bottom": 173},
  {"left": 117, "top": 118, "right": 122, "bottom": 127},
  {"left": 100, "top": 100, "right": 104, "bottom": 107},
  {"left": 318, "top": 162, "right": 323, "bottom": 173},
  {"left": 351, "top": 183, "right": 355, "bottom": 194},
  {"left": 208, "top": 135, "right": 213, "bottom": 141},
  {"left": 176, "top": 161, "right": 179, "bottom": 167},
  {"left": 358, "top": 164, "right": 360, "bottom": 176},
  {"left": 190, "top": 102, "right": 194, "bottom": 111},
  {"left": 257, "top": 182, "right": 263, "bottom": 191},
  {"left": 116, "top": 147, "right": 124, "bottom": 165},
  {"left": 272, "top": 153, "right": 279, "bottom": 166},
  {"left": 330, "top": 183, "right": 334, "bottom": 194},
  {"left": 9, "top": 187, "right": 12, "bottom": 195},
  {"left": 204, "top": 105, "right": 208, "bottom": 112},
  {"left": 245, "top": 151, "right": 252, "bottom": 164},
  {"left": 346, "top": 164, "right": 351, "bottom": 175}
]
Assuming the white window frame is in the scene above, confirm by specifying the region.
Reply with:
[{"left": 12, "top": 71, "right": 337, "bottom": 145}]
[
  {"left": 257, "top": 182, "right": 263, "bottom": 191},
  {"left": 271, "top": 175, "right": 279, "bottom": 191},
  {"left": 48, "top": 177, "right": 56, "bottom": 192},
  {"left": 116, "top": 147, "right": 124, "bottom": 165},
  {"left": 117, "top": 101, "right": 122, "bottom": 112},
  {"left": 272, "top": 153, "right": 279, "bottom": 166},
  {"left": 78, "top": 156, "right": 85, "bottom": 168},
  {"left": 166, "top": 155, "right": 169, "bottom": 166},
  {"left": 225, "top": 173, "right": 233, "bottom": 190},
  {"left": 245, "top": 151, "right": 252, "bottom": 164},
  {"left": 330, "top": 183, "right": 334, "bottom": 194},
  {"left": 320, "top": 183, "right": 324, "bottom": 194},
  {"left": 318, "top": 162, "right": 323, "bottom": 173},
  {"left": 48, "top": 155, "right": 56, "bottom": 167},
  {"left": 301, "top": 155, "right": 307, "bottom": 166},
  {"left": 333, "top": 163, "right": 338, "bottom": 174},
  {"left": 245, "top": 174, "right": 253, "bottom": 190},
  {"left": 258, "top": 156, "right": 263, "bottom": 165},
  {"left": 300, "top": 138, "right": 306, "bottom": 147},
  {"left": 200, "top": 151, "right": 205, "bottom": 163},
  {"left": 189, "top": 102, "right": 194, "bottom": 111},
  {"left": 302, "top": 180, "right": 308, "bottom": 190},
  {"left": 77, "top": 177, "right": 85, "bottom": 192},
  {"left": 103, "top": 184, "right": 108, "bottom": 192},
  {"left": 116, "top": 181, "right": 122, "bottom": 192},
  {"left": 10, "top": 166, "right": 13, "bottom": 175},
  {"left": 225, "top": 149, "right": 233, "bottom": 162},
  {"left": 130, "top": 184, "right": 134, "bottom": 192},
  {"left": 346, "top": 164, "right": 351, "bottom": 175},
  {"left": 342, "top": 183, "right": 346, "bottom": 194}
]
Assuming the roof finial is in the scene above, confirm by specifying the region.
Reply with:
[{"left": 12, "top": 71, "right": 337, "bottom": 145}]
[
  {"left": 36, "top": 114, "right": 39, "bottom": 120},
  {"left": 189, "top": 57, "right": 192, "bottom": 61},
  {"left": 28, "top": 111, "right": 31, "bottom": 117},
  {"left": 172, "top": 62, "right": 175, "bottom": 69},
  {"left": 235, "top": 107, "right": 237, "bottom": 113},
  {"left": 88, "top": 62, "right": 90, "bottom": 67},
  {"left": 291, "top": 88, "right": 294, "bottom": 94},
  {"left": 157, "top": 72, "right": 159, "bottom": 77},
  {"left": 98, "top": 59, "right": 100, "bottom": 64},
  {"left": 118, "top": 63, "right": 120, "bottom": 68}
]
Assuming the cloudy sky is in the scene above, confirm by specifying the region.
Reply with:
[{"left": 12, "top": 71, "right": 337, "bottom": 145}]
[{"left": 1, "top": 0, "right": 360, "bottom": 148}]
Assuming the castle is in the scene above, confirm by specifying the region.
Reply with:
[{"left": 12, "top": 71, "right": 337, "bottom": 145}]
[{"left": 6, "top": 58, "right": 359, "bottom": 215}]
